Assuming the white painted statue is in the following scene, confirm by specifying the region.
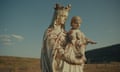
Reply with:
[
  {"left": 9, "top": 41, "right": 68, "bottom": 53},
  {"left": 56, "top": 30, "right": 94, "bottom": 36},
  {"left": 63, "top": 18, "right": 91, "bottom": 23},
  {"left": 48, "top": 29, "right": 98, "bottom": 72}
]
[
  {"left": 41, "top": 4, "right": 96, "bottom": 72},
  {"left": 41, "top": 4, "right": 71, "bottom": 72}
]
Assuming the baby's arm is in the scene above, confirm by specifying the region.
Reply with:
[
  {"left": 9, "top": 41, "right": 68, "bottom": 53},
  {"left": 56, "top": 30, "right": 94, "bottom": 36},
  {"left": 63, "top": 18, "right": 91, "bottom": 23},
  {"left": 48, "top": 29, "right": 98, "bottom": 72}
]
[
  {"left": 76, "top": 30, "right": 97, "bottom": 45},
  {"left": 86, "top": 38, "right": 97, "bottom": 44}
]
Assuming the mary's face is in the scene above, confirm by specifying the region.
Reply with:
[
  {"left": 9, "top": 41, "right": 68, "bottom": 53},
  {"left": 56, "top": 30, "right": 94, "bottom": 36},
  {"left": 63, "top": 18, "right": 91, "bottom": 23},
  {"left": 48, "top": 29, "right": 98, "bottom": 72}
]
[{"left": 57, "top": 10, "right": 68, "bottom": 25}]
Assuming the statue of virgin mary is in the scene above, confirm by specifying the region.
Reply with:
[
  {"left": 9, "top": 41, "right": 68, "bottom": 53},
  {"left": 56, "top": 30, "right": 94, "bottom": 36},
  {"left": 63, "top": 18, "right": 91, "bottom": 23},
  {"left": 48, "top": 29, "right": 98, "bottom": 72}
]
[{"left": 41, "top": 4, "right": 71, "bottom": 72}]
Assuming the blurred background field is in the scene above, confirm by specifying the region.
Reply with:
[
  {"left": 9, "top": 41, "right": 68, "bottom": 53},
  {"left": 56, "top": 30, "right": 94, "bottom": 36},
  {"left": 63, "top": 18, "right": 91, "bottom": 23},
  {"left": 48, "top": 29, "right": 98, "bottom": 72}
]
[
  {"left": 0, "top": 44, "right": 120, "bottom": 72},
  {"left": 0, "top": 56, "right": 120, "bottom": 72}
]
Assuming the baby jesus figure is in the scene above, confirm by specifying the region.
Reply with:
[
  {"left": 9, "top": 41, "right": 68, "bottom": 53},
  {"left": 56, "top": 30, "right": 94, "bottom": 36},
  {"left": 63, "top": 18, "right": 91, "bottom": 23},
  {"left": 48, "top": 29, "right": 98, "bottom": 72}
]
[{"left": 63, "top": 16, "right": 96, "bottom": 65}]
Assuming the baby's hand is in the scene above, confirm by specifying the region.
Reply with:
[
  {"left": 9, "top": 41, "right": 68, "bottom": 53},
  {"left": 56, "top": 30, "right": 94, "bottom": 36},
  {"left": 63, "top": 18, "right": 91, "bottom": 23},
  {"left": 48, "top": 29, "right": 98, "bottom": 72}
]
[{"left": 90, "top": 41, "right": 97, "bottom": 44}]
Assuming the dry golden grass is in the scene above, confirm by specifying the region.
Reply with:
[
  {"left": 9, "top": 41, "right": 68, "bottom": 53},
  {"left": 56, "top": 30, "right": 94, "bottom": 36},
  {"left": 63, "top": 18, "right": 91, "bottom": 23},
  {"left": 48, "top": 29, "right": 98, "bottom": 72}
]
[
  {"left": 0, "top": 56, "right": 120, "bottom": 72},
  {"left": 0, "top": 56, "right": 41, "bottom": 72}
]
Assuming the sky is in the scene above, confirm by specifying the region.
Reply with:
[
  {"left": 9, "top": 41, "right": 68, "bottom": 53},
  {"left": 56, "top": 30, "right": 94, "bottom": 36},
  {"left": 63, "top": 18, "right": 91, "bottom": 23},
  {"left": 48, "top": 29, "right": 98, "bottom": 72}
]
[{"left": 0, "top": 0, "right": 120, "bottom": 58}]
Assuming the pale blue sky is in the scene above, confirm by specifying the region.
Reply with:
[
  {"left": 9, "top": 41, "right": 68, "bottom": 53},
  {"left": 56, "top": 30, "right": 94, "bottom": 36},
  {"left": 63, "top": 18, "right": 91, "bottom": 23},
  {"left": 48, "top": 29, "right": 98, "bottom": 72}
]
[{"left": 0, "top": 0, "right": 120, "bottom": 58}]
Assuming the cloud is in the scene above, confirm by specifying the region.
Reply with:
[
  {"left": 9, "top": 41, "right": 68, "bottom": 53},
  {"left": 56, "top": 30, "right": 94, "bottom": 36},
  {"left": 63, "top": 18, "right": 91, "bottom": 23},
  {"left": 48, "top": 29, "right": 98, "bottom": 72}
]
[
  {"left": 0, "top": 34, "right": 24, "bottom": 46},
  {"left": 2, "top": 42, "right": 13, "bottom": 46},
  {"left": 1, "top": 38, "right": 11, "bottom": 42},
  {"left": 0, "top": 35, "right": 12, "bottom": 46},
  {"left": 11, "top": 34, "right": 24, "bottom": 41},
  {"left": 0, "top": 35, "right": 11, "bottom": 39}
]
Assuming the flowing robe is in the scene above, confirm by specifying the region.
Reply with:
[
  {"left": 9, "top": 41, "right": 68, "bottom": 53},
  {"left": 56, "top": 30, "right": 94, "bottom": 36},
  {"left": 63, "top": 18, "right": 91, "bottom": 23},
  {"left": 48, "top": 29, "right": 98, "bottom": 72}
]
[{"left": 41, "top": 28, "right": 66, "bottom": 72}]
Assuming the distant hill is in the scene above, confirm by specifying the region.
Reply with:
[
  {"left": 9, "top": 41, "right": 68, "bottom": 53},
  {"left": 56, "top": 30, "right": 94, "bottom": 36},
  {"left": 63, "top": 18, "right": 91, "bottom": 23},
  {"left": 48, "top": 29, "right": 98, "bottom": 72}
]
[{"left": 86, "top": 44, "right": 120, "bottom": 63}]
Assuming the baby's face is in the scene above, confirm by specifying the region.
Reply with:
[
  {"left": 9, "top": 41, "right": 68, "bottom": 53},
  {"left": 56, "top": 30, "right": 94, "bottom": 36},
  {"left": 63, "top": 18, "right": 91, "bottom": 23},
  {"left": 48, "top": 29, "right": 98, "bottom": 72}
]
[
  {"left": 71, "top": 17, "right": 81, "bottom": 29},
  {"left": 71, "top": 23, "right": 80, "bottom": 29},
  {"left": 74, "top": 17, "right": 81, "bottom": 24}
]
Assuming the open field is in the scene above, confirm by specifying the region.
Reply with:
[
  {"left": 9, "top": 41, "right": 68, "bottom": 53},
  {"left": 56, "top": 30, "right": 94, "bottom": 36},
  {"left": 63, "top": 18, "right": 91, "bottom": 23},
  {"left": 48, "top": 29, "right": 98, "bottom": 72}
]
[
  {"left": 0, "top": 56, "right": 120, "bottom": 72},
  {"left": 0, "top": 56, "right": 41, "bottom": 72}
]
